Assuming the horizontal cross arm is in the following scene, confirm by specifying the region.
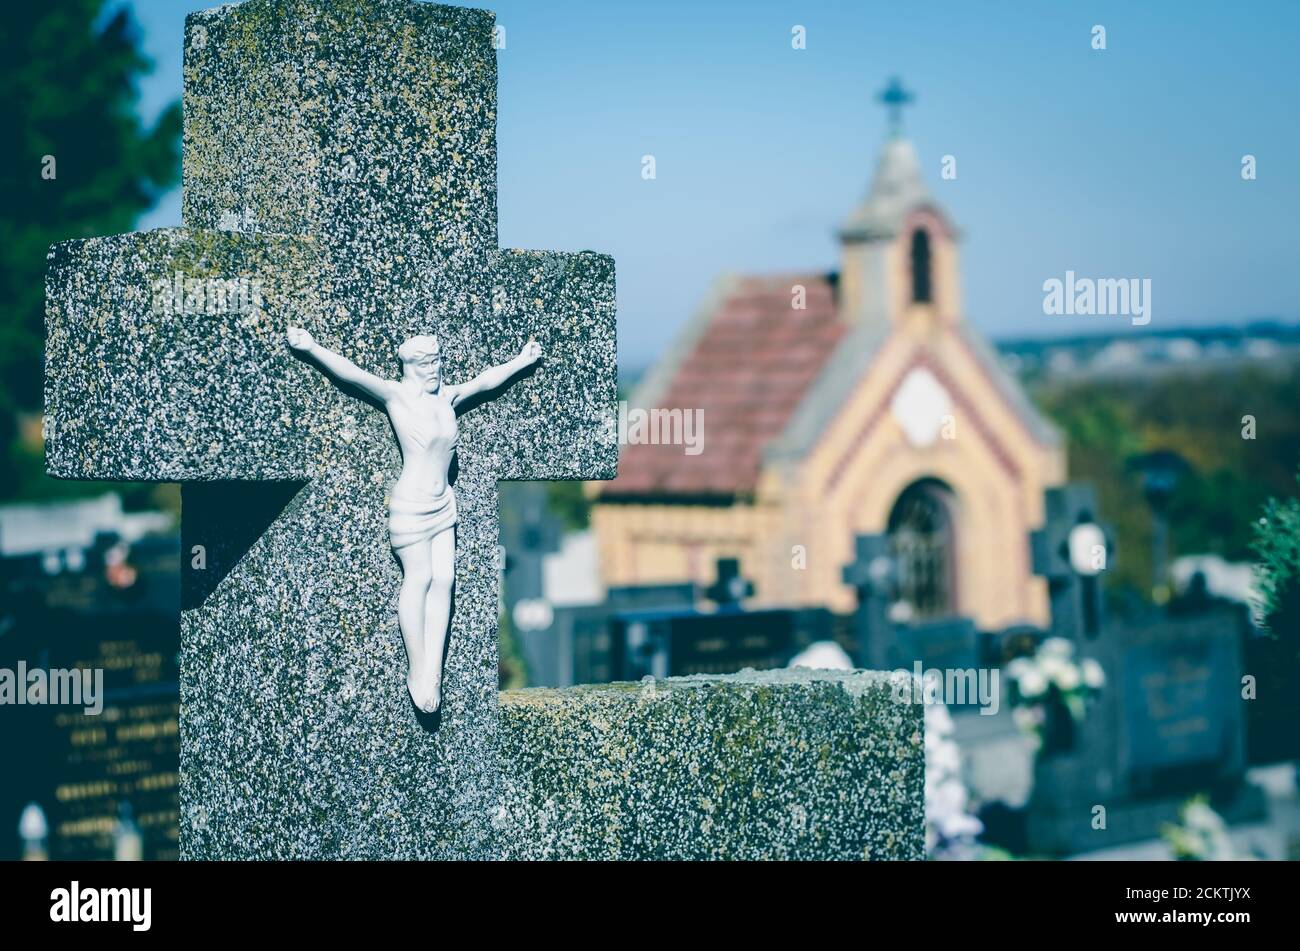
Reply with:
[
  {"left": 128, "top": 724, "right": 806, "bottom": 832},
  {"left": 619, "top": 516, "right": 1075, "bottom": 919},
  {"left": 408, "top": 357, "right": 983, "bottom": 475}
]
[
  {"left": 45, "top": 228, "right": 329, "bottom": 482},
  {"left": 478, "top": 249, "right": 618, "bottom": 482}
]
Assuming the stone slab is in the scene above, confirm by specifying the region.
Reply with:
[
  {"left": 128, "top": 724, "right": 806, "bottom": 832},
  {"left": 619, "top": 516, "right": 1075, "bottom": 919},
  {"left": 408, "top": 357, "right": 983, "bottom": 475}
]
[{"left": 497, "top": 669, "right": 925, "bottom": 860}]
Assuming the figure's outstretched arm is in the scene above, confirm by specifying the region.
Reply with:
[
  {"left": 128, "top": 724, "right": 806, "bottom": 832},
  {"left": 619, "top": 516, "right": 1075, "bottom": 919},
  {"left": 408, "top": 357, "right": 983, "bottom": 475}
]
[
  {"left": 447, "top": 339, "right": 541, "bottom": 408},
  {"left": 287, "top": 327, "right": 396, "bottom": 403}
]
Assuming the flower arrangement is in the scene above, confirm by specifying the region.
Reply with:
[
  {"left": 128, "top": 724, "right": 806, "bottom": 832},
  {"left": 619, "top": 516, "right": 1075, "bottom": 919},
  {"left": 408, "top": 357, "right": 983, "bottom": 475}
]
[
  {"left": 924, "top": 702, "right": 984, "bottom": 859},
  {"left": 1005, "top": 637, "right": 1105, "bottom": 754},
  {"left": 1161, "top": 796, "right": 1238, "bottom": 861}
]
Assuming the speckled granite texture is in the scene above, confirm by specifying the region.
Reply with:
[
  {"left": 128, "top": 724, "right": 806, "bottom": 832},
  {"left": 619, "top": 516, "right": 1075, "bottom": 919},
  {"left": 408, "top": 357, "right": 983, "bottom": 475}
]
[
  {"left": 498, "top": 670, "right": 925, "bottom": 860},
  {"left": 43, "top": 0, "right": 923, "bottom": 860},
  {"left": 46, "top": 0, "right": 617, "bottom": 859}
]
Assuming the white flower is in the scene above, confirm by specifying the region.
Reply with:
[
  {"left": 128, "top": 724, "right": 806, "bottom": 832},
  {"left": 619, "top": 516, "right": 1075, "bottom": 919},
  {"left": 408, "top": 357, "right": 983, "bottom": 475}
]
[
  {"left": 923, "top": 701, "right": 983, "bottom": 858},
  {"left": 929, "top": 777, "right": 968, "bottom": 815},
  {"left": 1037, "top": 654, "right": 1067, "bottom": 682},
  {"left": 938, "top": 811, "right": 983, "bottom": 841},
  {"left": 1051, "top": 663, "right": 1081, "bottom": 692},
  {"left": 1006, "top": 657, "right": 1033, "bottom": 680},
  {"left": 1168, "top": 798, "right": 1236, "bottom": 861},
  {"left": 1081, "top": 658, "right": 1105, "bottom": 689},
  {"left": 1017, "top": 667, "right": 1047, "bottom": 698},
  {"left": 927, "top": 738, "right": 961, "bottom": 776},
  {"left": 1040, "top": 637, "right": 1074, "bottom": 658},
  {"left": 925, "top": 702, "right": 955, "bottom": 739},
  {"left": 1065, "top": 693, "right": 1087, "bottom": 722}
]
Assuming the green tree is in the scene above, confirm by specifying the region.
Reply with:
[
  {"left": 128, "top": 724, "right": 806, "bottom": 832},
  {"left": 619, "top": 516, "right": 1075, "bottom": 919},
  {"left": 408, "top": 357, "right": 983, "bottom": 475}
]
[
  {"left": 0, "top": 2, "right": 180, "bottom": 500},
  {"left": 1245, "top": 469, "right": 1300, "bottom": 763},
  {"left": 1253, "top": 472, "right": 1300, "bottom": 638},
  {"left": 1033, "top": 364, "right": 1300, "bottom": 604}
]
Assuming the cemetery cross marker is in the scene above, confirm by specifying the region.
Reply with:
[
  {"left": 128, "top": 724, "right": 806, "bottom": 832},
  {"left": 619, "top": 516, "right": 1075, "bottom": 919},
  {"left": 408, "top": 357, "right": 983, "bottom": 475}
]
[{"left": 43, "top": 0, "right": 617, "bottom": 859}]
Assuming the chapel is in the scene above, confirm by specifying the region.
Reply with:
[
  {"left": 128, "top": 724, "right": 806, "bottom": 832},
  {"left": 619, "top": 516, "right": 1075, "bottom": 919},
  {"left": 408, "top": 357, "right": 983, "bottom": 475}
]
[{"left": 592, "top": 84, "right": 1066, "bottom": 631}]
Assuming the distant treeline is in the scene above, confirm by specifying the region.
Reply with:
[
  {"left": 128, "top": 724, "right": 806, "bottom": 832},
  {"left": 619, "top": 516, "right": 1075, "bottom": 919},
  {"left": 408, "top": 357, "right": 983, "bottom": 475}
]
[{"left": 1031, "top": 359, "right": 1300, "bottom": 605}]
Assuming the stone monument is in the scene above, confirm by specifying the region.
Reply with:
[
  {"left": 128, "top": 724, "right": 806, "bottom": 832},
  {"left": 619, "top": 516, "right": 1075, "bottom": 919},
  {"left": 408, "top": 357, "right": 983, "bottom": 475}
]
[{"left": 44, "top": 0, "right": 923, "bottom": 859}]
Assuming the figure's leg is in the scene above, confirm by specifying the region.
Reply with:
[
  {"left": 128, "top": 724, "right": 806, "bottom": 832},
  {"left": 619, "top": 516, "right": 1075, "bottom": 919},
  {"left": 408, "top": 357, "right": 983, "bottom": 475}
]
[
  {"left": 420, "top": 528, "right": 456, "bottom": 713},
  {"left": 394, "top": 540, "right": 433, "bottom": 709}
]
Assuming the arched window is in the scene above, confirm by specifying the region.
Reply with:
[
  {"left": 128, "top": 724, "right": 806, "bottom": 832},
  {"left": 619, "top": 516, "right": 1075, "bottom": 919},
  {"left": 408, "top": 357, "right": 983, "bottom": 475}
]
[
  {"left": 887, "top": 479, "right": 956, "bottom": 619},
  {"left": 910, "top": 228, "right": 933, "bottom": 303}
]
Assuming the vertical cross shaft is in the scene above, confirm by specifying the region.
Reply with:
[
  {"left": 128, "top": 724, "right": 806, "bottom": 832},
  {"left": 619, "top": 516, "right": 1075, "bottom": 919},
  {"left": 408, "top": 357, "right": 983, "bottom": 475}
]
[{"left": 45, "top": 1, "right": 617, "bottom": 858}]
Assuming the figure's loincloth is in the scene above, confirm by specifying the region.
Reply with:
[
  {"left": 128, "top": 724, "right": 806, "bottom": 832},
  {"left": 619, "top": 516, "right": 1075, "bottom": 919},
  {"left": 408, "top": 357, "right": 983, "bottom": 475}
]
[{"left": 388, "top": 483, "right": 457, "bottom": 549}]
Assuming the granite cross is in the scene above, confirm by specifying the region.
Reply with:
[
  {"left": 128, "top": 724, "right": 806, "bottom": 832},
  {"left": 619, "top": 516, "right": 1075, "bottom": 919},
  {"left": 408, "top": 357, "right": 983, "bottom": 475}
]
[
  {"left": 842, "top": 534, "right": 896, "bottom": 669},
  {"left": 43, "top": 0, "right": 616, "bottom": 859},
  {"left": 1030, "top": 484, "right": 1111, "bottom": 642}
]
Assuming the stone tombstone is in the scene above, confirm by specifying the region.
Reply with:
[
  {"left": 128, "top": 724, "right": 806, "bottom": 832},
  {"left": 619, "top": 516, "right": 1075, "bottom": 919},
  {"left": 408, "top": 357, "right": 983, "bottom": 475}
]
[
  {"left": 499, "top": 482, "right": 563, "bottom": 613},
  {"left": 1025, "top": 484, "right": 1124, "bottom": 853},
  {"left": 1030, "top": 607, "right": 1262, "bottom": 854},
  {"left": 703, "top": 556, "right": 754, "bottom": 609},
  {"left": 498, "top": 481, "right": 563, "bottom": 683},
  {"left": 1118, "top": 609, "right": 1250, "bottom": 796},
  {"left": 500, "top": 669, "right": 925, "bottom": 860},
  {"left": 1030, "top": 483, "right": 1109, "bottom": 642},
  {"left": 44, "top": 0, "right": 926, "bottom": 861},
  {"left": 888, "top": 617, "right": 980, "bottom": 680},
  {"left": 46, "top": 0, "right": 616, "bottom": 858},
  {"left": 1025, "top": 485, "right": 1261, "bottom": 854},
  {"left": 842, "top": 533, "right": 896, "bottom": 670},
  {"left": 527, "top": 582, "right": 698, "bottom": 688},
  {"left": 841, "top": 533, "right": 979, "bottom": 682},
  {"left": 611, "top": 606, "right": 807, "bottom": 680}
]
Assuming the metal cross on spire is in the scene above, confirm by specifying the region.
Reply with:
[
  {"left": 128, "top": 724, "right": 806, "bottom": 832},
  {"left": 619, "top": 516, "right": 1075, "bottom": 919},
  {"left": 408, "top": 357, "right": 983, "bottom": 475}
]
[{"left": 878, "top": 76, "right": 915, "bottom": 136}]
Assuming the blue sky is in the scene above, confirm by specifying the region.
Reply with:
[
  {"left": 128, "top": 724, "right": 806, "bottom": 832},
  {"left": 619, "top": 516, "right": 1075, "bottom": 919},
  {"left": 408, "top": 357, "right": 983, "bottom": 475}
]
[{"left": 128, "top": 0, "right": 1300, "bottom": 369}]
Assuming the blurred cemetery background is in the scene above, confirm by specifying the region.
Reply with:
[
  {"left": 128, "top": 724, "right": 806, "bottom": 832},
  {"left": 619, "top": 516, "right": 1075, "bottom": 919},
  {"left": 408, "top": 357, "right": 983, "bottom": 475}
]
[{"left": 3, "top": 1, "right": 1298, "bottom": 860}]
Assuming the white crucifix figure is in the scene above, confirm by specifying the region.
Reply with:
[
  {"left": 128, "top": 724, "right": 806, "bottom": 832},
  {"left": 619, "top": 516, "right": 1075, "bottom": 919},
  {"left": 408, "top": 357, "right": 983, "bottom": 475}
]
[{"left": 287, "top": 327, "right": 542, "bottom": 712}]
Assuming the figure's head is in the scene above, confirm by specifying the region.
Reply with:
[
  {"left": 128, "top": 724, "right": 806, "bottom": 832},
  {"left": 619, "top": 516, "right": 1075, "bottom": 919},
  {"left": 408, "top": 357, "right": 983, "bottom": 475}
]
[{"left": 398, "top": 334, "right": 442, "bottom": 391}]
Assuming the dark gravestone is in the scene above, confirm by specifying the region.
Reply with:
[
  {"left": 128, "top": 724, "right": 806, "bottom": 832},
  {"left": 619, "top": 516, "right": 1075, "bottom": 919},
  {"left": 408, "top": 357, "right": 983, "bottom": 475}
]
[
  {"left": 1030, "top": 484, "right": 1108, "bottom": 642},
  {"left": 1025, "top": 485, "right": 1262, "bottom": 855},
  {"left": 541, "top": 603, "right": 609, "bottom": 686},
  {"left": 611, "top": 608, "right": 807, "bottom": 680},
  {"left": 607, "top": 582, "right": 698, "bottom": 610},
  {"left": 704, "top": 557, "right": 754, "bottom": 610},
  {"left": 887, "top": 617, "right": 982, "bottom": 712},
  {"left": 842, "top": 533, "right": 896, "bottom": 670},
  {"left": 0, "top": 531, "right": 181, "bottom": 860},
  {"left": 498, "top": 481, "right": 563, "bottom": 685},
  {"left": 842, "top": 533, "right": 979, "bottom": 688},
  {"left": 498, "top": 482, "right": 562, "bottom": 611},
  {"left": 1119, "top": 610, "right": 1250, "bottom": 795},
  {"left": 887, "top": 617, "right": 980, "bottom": 673},
  {"left": 611, "top": 559, "right": 792, "bottom": 679},
  {"left": 532, "top": 582, "right": 698, "bottom": 687}
]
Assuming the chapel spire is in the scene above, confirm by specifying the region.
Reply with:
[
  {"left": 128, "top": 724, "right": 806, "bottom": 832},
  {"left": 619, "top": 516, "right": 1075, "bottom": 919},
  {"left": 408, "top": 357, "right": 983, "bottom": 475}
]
[{"left": 837, "top": 81, "right": 961, "bottom": 328}]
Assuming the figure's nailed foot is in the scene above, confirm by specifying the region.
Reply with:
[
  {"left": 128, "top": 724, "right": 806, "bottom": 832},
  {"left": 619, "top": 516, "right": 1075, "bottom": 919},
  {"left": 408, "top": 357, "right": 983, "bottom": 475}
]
[
  {"left": 406, "top": 668, "right": 442, "bottom": 714},
  {"left": 420, "top": 679, "right": 442, "bottom": 715},
  {"left": 407, "top": 669, "right": 431, "bottom": 712}
]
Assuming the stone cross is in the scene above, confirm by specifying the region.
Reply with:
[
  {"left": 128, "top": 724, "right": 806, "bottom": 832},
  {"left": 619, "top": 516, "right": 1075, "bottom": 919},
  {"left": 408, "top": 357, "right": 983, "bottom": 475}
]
[
  {"left": 1030, "top": 484, "right": 1111, "bottom": 642},
  {"left": 702, "top": 557, "right": 753, "bottom": 611},
  {"left": 44, "top": 0, "right": 616, "bottom": 859},
  {"left": 841, "top": 533, "right": 896, "bottom": 669}
]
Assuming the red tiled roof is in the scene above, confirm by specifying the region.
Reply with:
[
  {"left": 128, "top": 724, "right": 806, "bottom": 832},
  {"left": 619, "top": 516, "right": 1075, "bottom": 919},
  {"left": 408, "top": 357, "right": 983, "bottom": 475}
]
[{"left": 602, "top": 274, "right": 846, "bottom": 498}]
